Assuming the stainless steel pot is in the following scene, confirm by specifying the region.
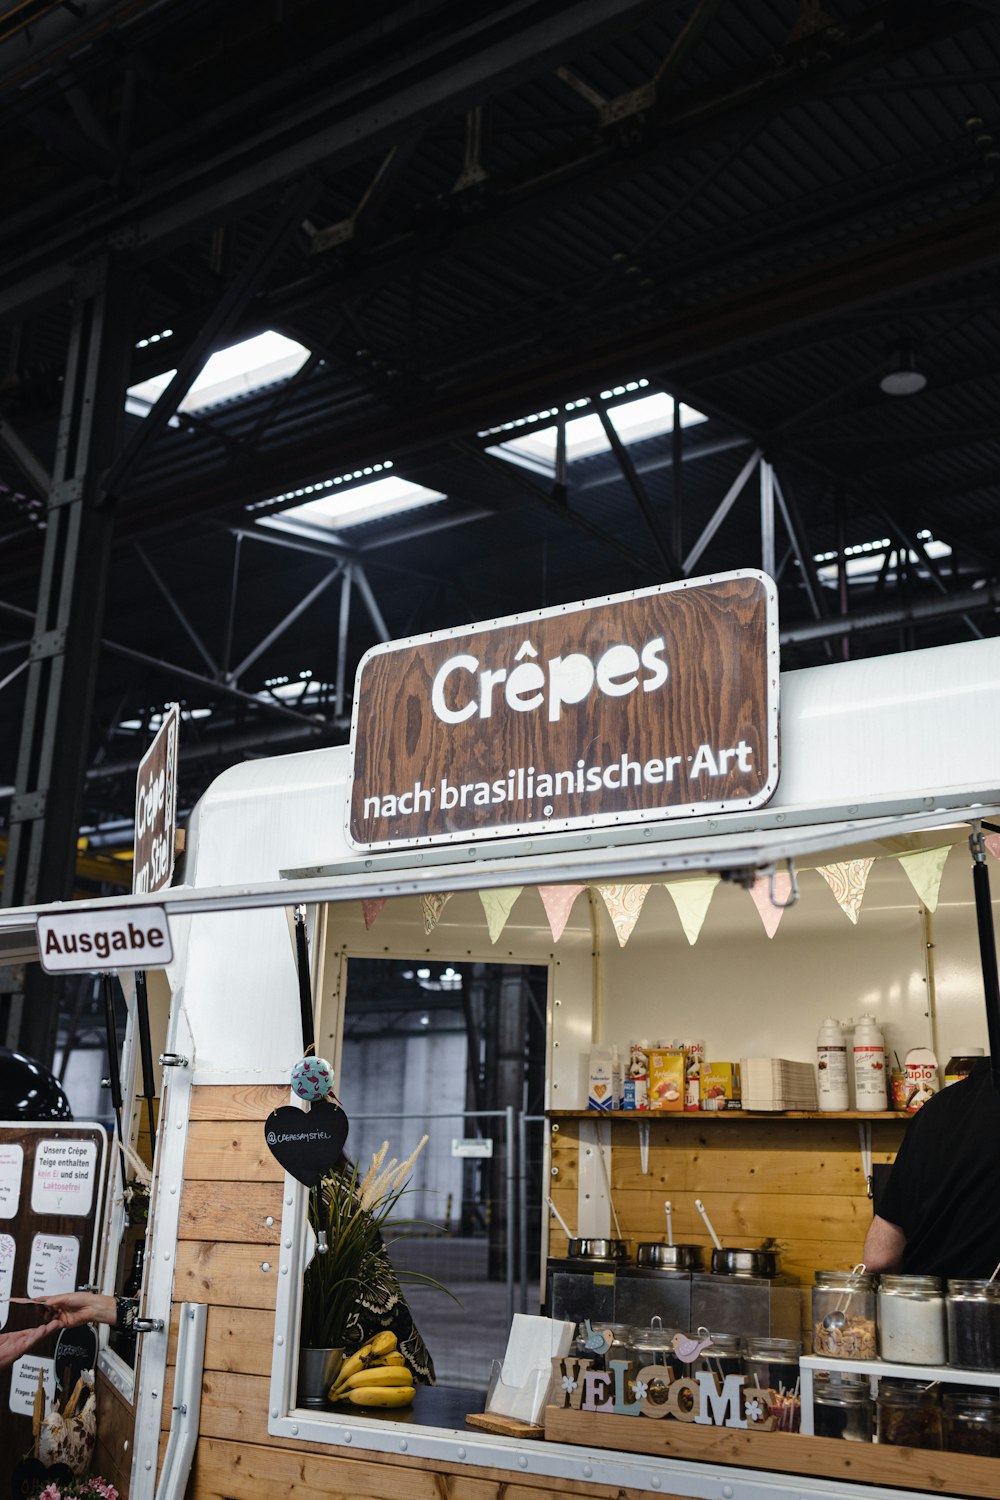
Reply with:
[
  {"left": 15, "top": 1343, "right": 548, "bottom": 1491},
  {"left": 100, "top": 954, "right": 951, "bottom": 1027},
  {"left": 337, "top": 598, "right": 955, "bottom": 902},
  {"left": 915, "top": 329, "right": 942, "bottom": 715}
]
[
  {"left": 636, "top": 1241, "right": 703, "bottom": 1271},
  {"left": 711, "top": 1246, "right": 779, "bottom": 1277},
  {"left": 567, "top": 1237, "right": 629, "bottom": 1262}
]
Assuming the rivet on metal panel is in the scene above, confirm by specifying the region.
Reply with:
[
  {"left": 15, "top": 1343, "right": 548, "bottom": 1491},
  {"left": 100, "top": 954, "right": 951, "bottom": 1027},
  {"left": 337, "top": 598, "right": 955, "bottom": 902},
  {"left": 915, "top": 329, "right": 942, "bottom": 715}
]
[
  {"left": 583, "top": 1465, "right": 593, "bottom": 1478},
  {"left": 271, "top": 1408, "right": 279, "bottom": 1418},
  {"left": 518, "top": 1456, "right": 528, "bottom": 1469},
  {"left": 722, "top": 1488, "right": 733, "bottom": 1499},
  {"left": 281, "top": 1265, "right": 288, "bottom": 1275},
  {"left": 169, "top": 1185, "right": 176, "bottom": 1194},
  {"left": 342, "top": 1431, "right": 352, "bottom": 1442},
  {"left": 276, "top": 1334, "right": 284, "bottom": 1346},
  {"left": 399, "top": 1439, "right": 408, "bottom": 1451},
  {"left": 291, "top": 1424, "right": 299, "bottom": 1436},
  {"left": 261, "top": 1262, "right": 271, "bottom": 1272}
]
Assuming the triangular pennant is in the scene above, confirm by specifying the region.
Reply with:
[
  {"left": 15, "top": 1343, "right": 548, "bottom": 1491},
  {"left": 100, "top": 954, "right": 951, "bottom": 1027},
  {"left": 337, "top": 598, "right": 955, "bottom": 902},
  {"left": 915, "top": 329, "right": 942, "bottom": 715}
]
[
  {"left": 816, "top": 858, "right": 875, "bottom": 925},
  {"left": 598, "top": 883, "right": 650, "bottom": 947},
  {"left": 362, "top": 898, "right": 386, "bottom": 930},
  {"left": 664, "top": 876, "right": 719, "bottom": 945},
  {"left": 986, "top": 833, "right": 1000, "bottom": 863},
  {"left": 538, "top": 885, "right": 586, "bottom": 943},
  {"left": 421, "top": 892, "right": 452, "bottom": 935},
  {"left": 479, "top": 887, "right": 523, "bottom": 943},
  {"left": 749, "top": 871, "right": 793, "bottom": 939},
  {"left": 897, "top": 846, "right": 951, "bottom": 913}
]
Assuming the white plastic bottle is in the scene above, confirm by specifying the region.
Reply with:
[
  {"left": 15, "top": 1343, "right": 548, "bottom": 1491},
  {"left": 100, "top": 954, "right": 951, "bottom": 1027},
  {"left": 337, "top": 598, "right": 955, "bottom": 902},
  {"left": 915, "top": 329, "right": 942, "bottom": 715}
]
[
  {"left": 816, "top": 1016, "right": 850, "bottom": 1112},
  {"left": 853, "top": 1014, "right": 887, "bottom": 1111}
]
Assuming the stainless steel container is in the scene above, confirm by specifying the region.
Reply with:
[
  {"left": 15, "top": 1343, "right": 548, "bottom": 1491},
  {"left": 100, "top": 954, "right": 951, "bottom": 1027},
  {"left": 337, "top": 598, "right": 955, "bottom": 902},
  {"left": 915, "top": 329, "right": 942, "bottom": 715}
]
[
  {"left": 636, "top": 1241, "right": 702, "bottom": 1271},
  {"left": 711, "top": 1246, "right": 779, "bottom": 1278},
  {"left": 568, "top": 1237, "right": 629, "bottom": 1262}
]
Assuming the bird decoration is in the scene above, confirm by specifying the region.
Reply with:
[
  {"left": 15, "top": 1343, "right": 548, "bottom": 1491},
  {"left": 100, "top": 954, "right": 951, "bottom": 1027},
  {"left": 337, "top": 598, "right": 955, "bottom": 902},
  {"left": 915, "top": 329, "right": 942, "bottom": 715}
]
[
  {"left": 582, "top": 1319, "right": 613, "bottom": 1354},
  {"left": 672, "top": 1328, "right": 714, "bottom": 1363}
]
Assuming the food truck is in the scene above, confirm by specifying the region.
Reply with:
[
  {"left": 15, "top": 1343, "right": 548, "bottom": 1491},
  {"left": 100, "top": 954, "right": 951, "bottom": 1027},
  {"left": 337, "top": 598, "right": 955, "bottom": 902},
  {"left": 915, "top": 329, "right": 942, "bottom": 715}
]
[{"left": 1, "top": 571, "right": 999, "bottom": 1500}]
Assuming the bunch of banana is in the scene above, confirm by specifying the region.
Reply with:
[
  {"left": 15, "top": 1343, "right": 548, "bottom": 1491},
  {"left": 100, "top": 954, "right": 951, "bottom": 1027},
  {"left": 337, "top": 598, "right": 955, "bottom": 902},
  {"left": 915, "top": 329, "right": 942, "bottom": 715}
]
[{"left": 328, "top": 1330, "right": 416, "bottom": 1407}]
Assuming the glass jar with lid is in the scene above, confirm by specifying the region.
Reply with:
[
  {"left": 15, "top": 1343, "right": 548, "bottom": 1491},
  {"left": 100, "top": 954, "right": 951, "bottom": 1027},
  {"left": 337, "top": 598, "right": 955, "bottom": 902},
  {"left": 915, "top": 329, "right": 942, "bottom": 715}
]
[
  {"left": 813, "top": 1373, "right": 874, "bottom": 1442},
  {"left": 876, "top": 1379, "right": 942, "bottom": 1449},
  {"left": 688, "top": 1332, "right": 743, "bottom": 1378},
  {"left": 946, "top": 1279, "right": 1000, "bottom": 1369},
  {"left": 812, "top": 1269, "right": 878, "bottom": 1359},
  {"left": 744, "top": 1338, "right": 801, "bottom": 1431},
  {"left": 626, "top": 1316, "right": 681, "bottom": 1377},
  {"left": 878, "top": 1274, "right": 946, "bottom": 1365},
  {"left": 942, "top": 1390, "right": 1000, "bottom": 1458}
]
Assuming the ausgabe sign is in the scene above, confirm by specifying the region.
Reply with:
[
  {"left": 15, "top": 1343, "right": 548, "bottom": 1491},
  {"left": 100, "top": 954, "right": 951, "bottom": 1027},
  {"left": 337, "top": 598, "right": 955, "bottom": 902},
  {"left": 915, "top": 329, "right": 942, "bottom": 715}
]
[
  {"left": 37, "top": 906, "right": 173, "bottom": 974},
  {"left": 347, "top": 571, "right": 778, "bottom": 850}
]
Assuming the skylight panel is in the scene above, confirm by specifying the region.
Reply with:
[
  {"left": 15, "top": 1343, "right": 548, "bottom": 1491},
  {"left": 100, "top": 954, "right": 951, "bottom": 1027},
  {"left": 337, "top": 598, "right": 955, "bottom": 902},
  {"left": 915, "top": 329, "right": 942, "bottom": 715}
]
[
  {"left": 813, "top": 530, "right": 952, "bottom": 584},
  {"left": 264, "top": 474, "right": 446, "bottom": 532},
  {"left": 486, "top": 388, "right": 708, "bottom": 474},
  {"left": 126, "top": 330, "right": 310, "bottom": 418}
]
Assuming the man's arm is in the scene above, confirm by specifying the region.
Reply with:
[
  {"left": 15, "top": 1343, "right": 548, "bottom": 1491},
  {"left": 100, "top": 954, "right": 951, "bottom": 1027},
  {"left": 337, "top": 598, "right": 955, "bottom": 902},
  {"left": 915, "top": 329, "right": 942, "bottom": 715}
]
[{"left": 863, "top": 1213, "right": 907, "bottom": 1272}]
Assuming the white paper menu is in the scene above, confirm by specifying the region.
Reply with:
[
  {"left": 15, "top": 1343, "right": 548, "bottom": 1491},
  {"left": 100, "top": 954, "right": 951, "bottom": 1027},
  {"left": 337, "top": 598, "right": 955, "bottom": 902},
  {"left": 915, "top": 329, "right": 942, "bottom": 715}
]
[
  {"left": 0, "top": 1144, "right": 23, "bottom": 1218},
  {"left": 30, "top": 1137, "right": 97, "bottom": 1216},
  {"left": 28, "top": 1233, "right": 79, "bottom": 1298}
]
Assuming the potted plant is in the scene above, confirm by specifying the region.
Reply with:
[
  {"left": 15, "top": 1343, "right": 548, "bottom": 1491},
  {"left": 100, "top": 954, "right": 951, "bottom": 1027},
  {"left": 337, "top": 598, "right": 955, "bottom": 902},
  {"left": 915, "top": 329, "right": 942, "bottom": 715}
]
[{"left": 297, "top": 1136, "right": 449, "bottom": 1407}]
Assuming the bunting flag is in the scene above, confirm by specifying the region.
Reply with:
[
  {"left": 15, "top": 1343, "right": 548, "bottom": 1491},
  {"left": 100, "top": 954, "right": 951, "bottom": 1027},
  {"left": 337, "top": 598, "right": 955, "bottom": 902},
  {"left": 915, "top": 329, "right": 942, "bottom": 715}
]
[
  {"left": 896, "top": 846, "right": 951, "bottom": 913},
  {"left": 538, "top": 884, "right": 587, "bottom": 942},
  {"left": 816, "top": 858, "right": 875, "bottom": 925},
  {"left": 986, "top": 833, "right": 1000, "bottom": 863},
  {"left": 664, "top": 876, "right": 719, "bottom": 945},
  {"left": 362, "top": 898, "right": 387, "bottom": 930},
  {"left": 480, "top": 887, "right": 523, "bottom": 943},
  {"left": 598, "top": 883, "right": 650, "bottom": 947},
  {"left": 421, "top": 892, "right": 452, "bottom": 934},
  {"left": 749, "top": 870, "right": 793, "bottom": 939}
]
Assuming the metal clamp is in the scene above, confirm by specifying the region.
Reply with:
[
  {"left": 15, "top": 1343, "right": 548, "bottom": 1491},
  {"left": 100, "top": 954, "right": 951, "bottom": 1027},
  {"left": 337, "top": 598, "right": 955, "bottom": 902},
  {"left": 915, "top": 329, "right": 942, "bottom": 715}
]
[
  {"left": 133, "top": 1317, "right": 165, "bottom": 1333},
  {"left": 159, "top": 1053, "right": 189, "bottom": 1068}
]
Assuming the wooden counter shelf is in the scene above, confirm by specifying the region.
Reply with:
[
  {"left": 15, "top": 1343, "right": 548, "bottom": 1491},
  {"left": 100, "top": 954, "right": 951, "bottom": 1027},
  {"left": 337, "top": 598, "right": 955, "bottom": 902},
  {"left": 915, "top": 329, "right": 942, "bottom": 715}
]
[
  {"left": 548, "top": 1109, "right": 901, "bottom": 1120},
  {"left": 543, "top": 1405, "right": 999, "bottom": 1498}
]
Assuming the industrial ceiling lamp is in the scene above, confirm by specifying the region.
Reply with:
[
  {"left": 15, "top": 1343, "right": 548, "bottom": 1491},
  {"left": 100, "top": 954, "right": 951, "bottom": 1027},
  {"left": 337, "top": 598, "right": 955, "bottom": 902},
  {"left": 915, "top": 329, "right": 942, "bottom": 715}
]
[{"left": 880, "top": 338, "right": 927, "bottom": 397}]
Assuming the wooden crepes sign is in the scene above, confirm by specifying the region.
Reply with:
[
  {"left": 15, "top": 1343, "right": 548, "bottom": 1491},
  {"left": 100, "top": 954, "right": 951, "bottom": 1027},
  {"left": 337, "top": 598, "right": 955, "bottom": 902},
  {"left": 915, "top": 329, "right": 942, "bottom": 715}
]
[
  {"left": 133, "top": 703, "right": 179, "bottom": 894},
  {"left": 347, "top": 572, "right": 778, "bottom": 850}
]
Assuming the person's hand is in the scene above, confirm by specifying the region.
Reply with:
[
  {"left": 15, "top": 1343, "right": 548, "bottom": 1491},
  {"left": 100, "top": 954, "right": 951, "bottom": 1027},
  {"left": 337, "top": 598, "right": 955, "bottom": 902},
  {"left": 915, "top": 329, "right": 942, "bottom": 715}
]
[
  {"left": 0, "top": 1319, "right": 61, "bottom": 1371},
  {"left": 33, "top": 1291, "right": 118, "bottom": 1329}
]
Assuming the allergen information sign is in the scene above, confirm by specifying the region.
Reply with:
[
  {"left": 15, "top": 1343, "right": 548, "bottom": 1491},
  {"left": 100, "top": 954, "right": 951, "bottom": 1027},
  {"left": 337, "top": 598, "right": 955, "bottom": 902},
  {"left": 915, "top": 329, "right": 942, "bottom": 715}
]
[{"left": 347, "top": 571, "right": 779, "bottom": 849}]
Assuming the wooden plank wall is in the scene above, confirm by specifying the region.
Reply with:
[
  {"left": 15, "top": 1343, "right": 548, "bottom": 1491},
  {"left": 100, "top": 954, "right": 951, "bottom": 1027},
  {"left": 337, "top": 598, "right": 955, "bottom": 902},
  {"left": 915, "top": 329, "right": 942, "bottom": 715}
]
[
  {"left": 161, "top": 1086, "right": 670, "bottom": 1500},
  {"left": 549, "top": 1115, "right": 907, "bottom": 1336}
]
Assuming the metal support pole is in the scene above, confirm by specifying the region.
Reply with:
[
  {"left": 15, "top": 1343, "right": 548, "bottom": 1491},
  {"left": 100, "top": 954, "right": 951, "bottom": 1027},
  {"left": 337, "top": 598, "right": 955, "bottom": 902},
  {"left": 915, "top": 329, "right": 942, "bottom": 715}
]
[
  {"left": 334, "top": 565, "right": 353, "bottom": 723},
  {"left": 293, "top": 905, "right": 316, "bottom": 1055},
  {"left": 134, "top": 971, "right": 158, "bottom": 1160},
  {"left": 671, "top": 409, "right": 683, "bottom": 566},
  {"left": 759, "top": 457, "right": 775, "bottom": 578},
  {"left": 1, "top": 255, "right": 136, "bottom": 1063},
  {"left": 517, "top": 1108, "right": 528, "bottom": 1314},
  {"left": 102, "top": 974, "right": 129, "bottom": 1193},
  {"left": 505, "top": 1103, "right": 516, "bottom": 1333},
  {"left": 970, "top": 831, "right": 1000, "bottom": 1093},
  {"left": 682, "top": 447, "right": 761, "bottom": 576}
]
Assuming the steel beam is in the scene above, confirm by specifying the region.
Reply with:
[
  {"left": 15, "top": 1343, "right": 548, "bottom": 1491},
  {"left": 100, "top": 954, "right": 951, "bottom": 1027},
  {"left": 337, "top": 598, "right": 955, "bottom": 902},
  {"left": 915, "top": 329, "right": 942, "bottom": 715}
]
[
  {"left": 682, "top": 449, "right": 761, "bottom": 576},
  {"left": 759, "top": 459, "right": 776, "bottom": 579},
  {"left": 0, "top": 417, "right": 52, "bottom": 496},
  {"left": 230, "top": 563, "right": 344, "bottom": 683},
  {"left": 335, "top": 567, "right": 354, "bottom": 724},
  {"left": 780, "top": 579, "right": 1000, "bottom": 645},
  {"left": 1, "top": 256, "right": 136, "bottom": 1062},
  {"left": 135, "top": 543, "right": 220, "bottom": 676},
  {"left": 772, "top": 472, "right": 829, "bottom": 631},
  {"left": 594, "top": 399, "right": 679, "bottom": 577}
]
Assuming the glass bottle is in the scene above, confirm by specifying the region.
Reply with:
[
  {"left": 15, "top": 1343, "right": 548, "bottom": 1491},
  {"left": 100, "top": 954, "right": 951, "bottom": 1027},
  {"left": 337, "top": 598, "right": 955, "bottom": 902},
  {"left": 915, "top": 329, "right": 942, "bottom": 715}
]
[
  {"left": 744, "top": 1338, "right": 801, "bottom": 1432},
  {"left": 878, "top": 1274, "right": 946, "bottom": 1365},
  {"left": 813, "top": 1374, "right": 874, "bottom": 1441},
  {"left": 688, "top": 1332, "right": 743, "bottom": 1378},
  {"left": 946, "top": 1279, "right": 1000, "bottom": 1369},
  {"left": 876, "top": 1380, "right": 942, "bottom": 1449},
  {"left": 812, "top": 1268, "right": 878, "bottom": 1359},
  {"left": 942, "top": 1390, "right": 1000, "bottom": 1458}
]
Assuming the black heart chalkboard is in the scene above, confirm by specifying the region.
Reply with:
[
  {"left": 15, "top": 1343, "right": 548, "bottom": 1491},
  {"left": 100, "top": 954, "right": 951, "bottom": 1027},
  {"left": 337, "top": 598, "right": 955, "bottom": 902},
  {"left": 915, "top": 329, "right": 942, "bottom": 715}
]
[
  {"left": 263, "top": 1100, "right": 348, "bottom": 1186},
  {"left": 11, "top": 1457, "right": 74, "bottom": 1500},
  {"left": 54, "top": 1324, "right": 99, "bottom": 1388}
]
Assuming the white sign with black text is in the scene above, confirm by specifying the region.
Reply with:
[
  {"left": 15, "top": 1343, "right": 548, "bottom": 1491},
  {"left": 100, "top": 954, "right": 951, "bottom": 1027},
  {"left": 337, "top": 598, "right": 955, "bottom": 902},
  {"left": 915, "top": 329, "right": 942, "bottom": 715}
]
[
  {"left": 37, "top": 905, "right": 173, "bottom": 974},
  {"left": 451, "top": 1138, "right": 494, "bottom": 1159}
]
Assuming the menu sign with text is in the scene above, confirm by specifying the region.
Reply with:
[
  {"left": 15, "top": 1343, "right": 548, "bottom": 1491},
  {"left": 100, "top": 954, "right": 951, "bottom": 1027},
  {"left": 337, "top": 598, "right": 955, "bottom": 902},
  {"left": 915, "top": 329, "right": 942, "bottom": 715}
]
[
  {"left": 347, "top": 572, "right": 778, "bottom": 849},
  {"left": 133, "top": 703, "right": 180, "bottom": 894}
]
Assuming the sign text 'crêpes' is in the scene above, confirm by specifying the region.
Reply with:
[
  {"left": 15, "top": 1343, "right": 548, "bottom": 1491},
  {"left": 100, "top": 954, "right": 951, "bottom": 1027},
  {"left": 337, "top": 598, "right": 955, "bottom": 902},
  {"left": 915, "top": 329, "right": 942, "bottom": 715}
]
[{"left": 347, "top": 572, "right": 778, "bottom": 849}]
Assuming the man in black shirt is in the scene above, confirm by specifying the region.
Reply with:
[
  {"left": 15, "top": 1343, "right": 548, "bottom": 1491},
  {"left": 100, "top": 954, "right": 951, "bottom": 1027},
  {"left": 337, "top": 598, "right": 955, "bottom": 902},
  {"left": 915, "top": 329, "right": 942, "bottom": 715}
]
[{"left": 863, "top": 1059, "right": 1000, "bottom": 1279}]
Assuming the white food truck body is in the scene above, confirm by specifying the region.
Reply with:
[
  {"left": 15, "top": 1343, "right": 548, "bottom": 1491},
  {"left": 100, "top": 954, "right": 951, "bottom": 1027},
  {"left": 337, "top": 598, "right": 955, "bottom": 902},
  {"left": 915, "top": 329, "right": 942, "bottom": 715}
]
[{"left": 2, "top": 633, "right": 999, "bottom": 1500}]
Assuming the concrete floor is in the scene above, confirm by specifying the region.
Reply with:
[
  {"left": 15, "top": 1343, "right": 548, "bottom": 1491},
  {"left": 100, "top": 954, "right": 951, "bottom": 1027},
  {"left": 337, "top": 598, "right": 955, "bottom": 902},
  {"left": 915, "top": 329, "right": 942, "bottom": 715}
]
[{"left": 390, "top": 1236, "right": 540, "bottom": 1389}]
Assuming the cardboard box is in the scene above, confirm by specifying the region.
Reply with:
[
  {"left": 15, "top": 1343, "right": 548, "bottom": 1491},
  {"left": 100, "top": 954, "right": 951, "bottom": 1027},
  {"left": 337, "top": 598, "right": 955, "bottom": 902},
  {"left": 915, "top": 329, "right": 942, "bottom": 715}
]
[
  {"left": 647, "top": 1048, "right": 685, "bottom": 1111},
  {"left": 700, "top": 1061, "right": 742, "bottom": 1111}
]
